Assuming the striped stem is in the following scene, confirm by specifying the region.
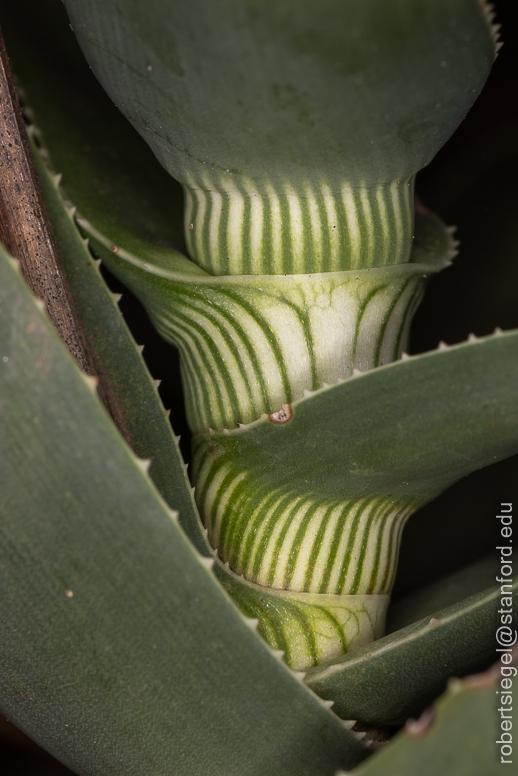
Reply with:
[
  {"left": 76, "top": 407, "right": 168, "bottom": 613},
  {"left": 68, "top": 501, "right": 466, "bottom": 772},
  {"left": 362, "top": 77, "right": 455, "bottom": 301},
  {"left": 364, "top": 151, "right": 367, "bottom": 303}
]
[
  {"left": 220, "top": 570, "right": 390, "bottom": 671},
  {"left": 147, "top": 263, "right": 433, "bottom": 432},
  {"left": 193, "top": 439, "right": 417, "bottom": 597},
  {"left": 87, "top": 204, "right": 454, "bottom": 668},
  {"left": 183, "top": 170, "right": 415, "bottom": 275}
]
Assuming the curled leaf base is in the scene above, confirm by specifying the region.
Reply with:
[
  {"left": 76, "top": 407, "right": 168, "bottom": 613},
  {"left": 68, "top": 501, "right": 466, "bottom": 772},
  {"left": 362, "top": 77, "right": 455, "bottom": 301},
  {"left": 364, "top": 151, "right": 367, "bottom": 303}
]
[{"left": 218, "top": 567, "right": 389, "bottom": 670}]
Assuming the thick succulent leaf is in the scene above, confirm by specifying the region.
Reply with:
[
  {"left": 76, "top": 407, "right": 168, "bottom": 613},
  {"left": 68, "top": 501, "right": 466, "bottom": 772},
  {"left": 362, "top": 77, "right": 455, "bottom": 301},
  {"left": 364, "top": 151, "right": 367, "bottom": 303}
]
[
  {"left": 0, "top": 244, "right": 366, "bottom": 775},
  {"left": 63, "top": 0, "right": 493, "bottom": 190},
  {"left": 387, "top": 553, "right": 499, "bottom": 633},
  {"left": 0, "top": 0, "right": 185, "bottom": 258},
  {"left": 342, "top": 663, "right": 508, "bottom": 775},
  {"left": 31, "top": 140, "right": 203, "bottom": 552},
  {"left": 1, "top": 0, "right": 210, "bottom": 552},
  {"left": 195, "top": 329, "right": 518, "bottom": 505},
  {"left": 305, "top": 580, "right": 516, "bottom": 726},
  {"left": 61, "top": 0, "right": 495, "bottom": 275}
]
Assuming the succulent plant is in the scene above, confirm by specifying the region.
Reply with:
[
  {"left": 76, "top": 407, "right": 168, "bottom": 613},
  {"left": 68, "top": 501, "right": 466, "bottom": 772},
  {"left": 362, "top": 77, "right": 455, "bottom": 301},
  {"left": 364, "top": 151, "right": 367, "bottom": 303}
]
[{"left": 0, "top": 0, "right": 517, "bottom": 774}]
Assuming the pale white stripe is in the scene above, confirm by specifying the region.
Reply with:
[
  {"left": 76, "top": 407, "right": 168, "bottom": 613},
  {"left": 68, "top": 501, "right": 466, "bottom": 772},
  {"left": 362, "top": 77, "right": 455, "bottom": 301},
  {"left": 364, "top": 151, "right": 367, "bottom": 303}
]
[
  {"left": 208, "top": 189, "right": 224, "bottom": 270},
  {"left": 355, "top": 502, "right": 392, "bottom": 592},
  {"left": 375, "top": 186, "right": 390, "bottom": 265},
  {"left": 342, "top": 499, "right": 387, "bottom": 593},
  {"left": 210, "top": 471, "right": 247, "bottom": 549},
  {"left": 390, "top": 180, "right": 404, "bottom": 264},
  {"left": 285, "top": 184, "right": 305, "bottom": 273},
  {"left": 179, "top": 295, "right": 258, "bottom": 422},
  {"left": 264, "top": 181, "right": 284, "bottom": 273},
  {"left": 341, "top": 183, "right": 362, "bottom": 270},
  {"left": 170, "top": 306, "right": 245, "bottom": 421},
  {"left": 157, "top": 316, "right": 223, "bottom": 429},
  {"left": 193, "top": 456, "right": 217, "bottom": 505},
  {"left": 270, "top": 499, "right": 314, "bottom": 588},
  {"left": 378, "top": 280, "right": 419, "bottom": 365},
  {"left": 159, "top": 311, "right": 233, "bottom": 429},
  {"left": 326, "top": 500, "right": 364, "bottom": 594},
  {"left": 305, "top": 183, "right": 322, "bottom": 265},
  {"left": 234, "top": 491, "right": 282, "bottom": 572},
  {"left": 359, "top": 187, "right": 375, "bottom": 264},
  {"left": 321, "top": 183, "right": 341, "bottom": 269},
  {"left": 199, "top": 461, "right": 232, "bottom": 540},
  {"left": 287, "top": 503, "right": 329, "bottom": 592},
  {"left": 367, "top": 506, "right": 400, "bottom": 594},
  {"left": 226, "top": 187, "right": 245, "bottom": 274},
  {"left": 250, "top": 290, "right": 311, "bottom": 404},
  {"left": 193, "top": 187, "right": 208, "bottom": 267},
  {"left": 306, "top": 503, "right": 345, "bottom": 593},
  {"left": 183, "top": 186, "right": 195, "bottom": 257},
  {"left": 243, "top": 179, "right": 264, "bottom": 266},
  {"left": 253, "top": 498, "right": 304, "bottom": 585}
]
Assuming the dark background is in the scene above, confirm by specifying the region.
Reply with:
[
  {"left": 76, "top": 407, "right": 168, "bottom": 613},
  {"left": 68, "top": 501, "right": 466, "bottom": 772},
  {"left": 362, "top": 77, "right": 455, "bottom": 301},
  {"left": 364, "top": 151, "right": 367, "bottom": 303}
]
[{"left": 1, "top": 0, "right": 517, "bottom": 770}]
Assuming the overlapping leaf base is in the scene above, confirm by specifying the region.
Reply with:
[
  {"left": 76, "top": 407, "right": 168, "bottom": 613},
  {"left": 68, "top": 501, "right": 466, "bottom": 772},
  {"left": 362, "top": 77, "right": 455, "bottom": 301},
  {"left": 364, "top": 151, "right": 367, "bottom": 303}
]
[
  {"left": 193, "top": 438, "right": 417, "bottom": 596},
  {"left": 184, "top": 171, "right": 415, "bottom": 275},
  {"left": 86, "top": 209, "right": 455, "bottom": 432},
  {"left": 220, "top": 569, "right": 389, "bottom": 671}
]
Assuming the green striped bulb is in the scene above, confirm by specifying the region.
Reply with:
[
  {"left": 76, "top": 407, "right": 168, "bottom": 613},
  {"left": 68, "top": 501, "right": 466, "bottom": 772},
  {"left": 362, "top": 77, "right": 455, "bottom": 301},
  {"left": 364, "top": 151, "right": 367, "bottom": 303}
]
[{"left": 68, "top": 0, "right": 497, "bottom": 667}]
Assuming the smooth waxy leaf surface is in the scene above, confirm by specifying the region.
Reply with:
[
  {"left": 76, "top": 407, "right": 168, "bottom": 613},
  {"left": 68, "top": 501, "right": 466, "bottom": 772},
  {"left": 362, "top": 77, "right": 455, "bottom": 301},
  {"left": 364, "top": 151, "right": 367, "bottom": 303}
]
[
  {"left": 32, "top": 142, "right": 201, "bottom": 549},
  {"left": 198, "top": 329, "right": 518, "bottom": 505},
  {"left": 305, "top": 580, "right": 517, "bottom": 725},
  {"left": 63, "top": 0, "right": 493, "bottom": 190},
  {"left": 0, "top": 243, "right": 366, "bottom": 775},
  {"left": 62, "top": 0, "right": 495, "bottom": 275},
  {"left": 341, "top": 663, "right": 508, "bottom": 775}
]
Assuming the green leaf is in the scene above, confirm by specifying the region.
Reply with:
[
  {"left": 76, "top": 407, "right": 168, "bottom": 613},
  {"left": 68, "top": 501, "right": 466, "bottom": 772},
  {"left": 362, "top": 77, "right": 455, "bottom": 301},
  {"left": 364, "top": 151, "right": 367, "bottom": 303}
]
[
  {"left": 0, "top": 242, "right": 366, "bottom": 774},
  {"left": 31, "top": 140, "right": 203, "bottom": 552},
  {"left": 1, "top": 0, "right": 184, "bottom": 256},
  {"left": 196, "top": 329, "right": 518, "bottom": 506},
  {"left": 63, "top": 0, "right": 494, "bottom": 192},
  {"left": 305, "top": 580, "right": 516, "bottom": 726},
  {"left": 340, "top": 662, "right": 508, "bottom": 775},
  {"left": 61, "top": 0, "right": 495, "bottom": 275}
]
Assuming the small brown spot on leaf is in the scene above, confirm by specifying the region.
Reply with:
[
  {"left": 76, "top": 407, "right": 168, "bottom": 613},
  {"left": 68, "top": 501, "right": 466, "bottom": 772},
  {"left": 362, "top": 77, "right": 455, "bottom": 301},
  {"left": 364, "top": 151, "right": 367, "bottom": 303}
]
[{"left": 268, "top": 403, "right": 292, "bottom": 424}]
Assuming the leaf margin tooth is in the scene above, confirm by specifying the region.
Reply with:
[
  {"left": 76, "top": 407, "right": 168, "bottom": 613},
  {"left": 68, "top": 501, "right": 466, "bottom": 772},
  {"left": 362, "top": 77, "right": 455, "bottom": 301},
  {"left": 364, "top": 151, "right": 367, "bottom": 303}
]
[{"left": 135, "top": 457, "right": 151, "bottom": 474}]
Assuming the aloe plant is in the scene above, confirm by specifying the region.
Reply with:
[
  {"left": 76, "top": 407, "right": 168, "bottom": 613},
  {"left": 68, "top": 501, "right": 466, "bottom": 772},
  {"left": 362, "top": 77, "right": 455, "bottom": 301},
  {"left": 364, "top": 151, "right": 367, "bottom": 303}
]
[{"left": 1, "top": 1, "right": 517, "bottom": 774}]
